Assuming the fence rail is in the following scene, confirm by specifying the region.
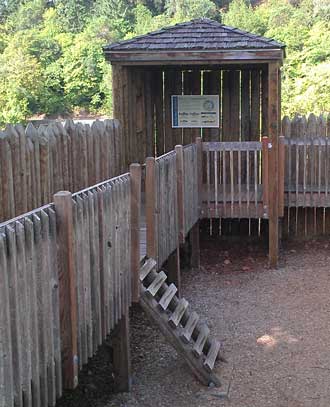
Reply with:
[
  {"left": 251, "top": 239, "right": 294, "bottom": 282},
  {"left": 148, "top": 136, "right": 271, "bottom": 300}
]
[{"left": 0, "top": 119, "right": 126, "bottom": 224}]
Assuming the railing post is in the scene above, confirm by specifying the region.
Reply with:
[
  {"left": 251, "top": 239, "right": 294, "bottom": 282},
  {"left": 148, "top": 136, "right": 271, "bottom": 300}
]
[
  {"left": 278, "top": 136, "right": 285, "bottom": 217},
  {"left": 262, "top": 137, "right": 269, "bottom": 217},
  {"left": 196, "top": 137, "right": 203, "bottom": 214},
  {"left": 146, "top": 157, "right": 157, "bottom": 261},
  {"left": 175, "top": 145, "right": 185, "bottom": 244},
  {"left": 54, "top": 191, "right": 78, "bottom": 390},
  {"left": 268, "top": 62, "right": 280, "bottom": 268},
  {"left": 130, "top": 163, "right": 141, "bottom": 303}
]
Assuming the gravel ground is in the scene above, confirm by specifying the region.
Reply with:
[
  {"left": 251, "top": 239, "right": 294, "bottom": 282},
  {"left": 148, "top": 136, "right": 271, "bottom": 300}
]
[{"left": 58, "top": 237, "right": 330, "bottom": 407}]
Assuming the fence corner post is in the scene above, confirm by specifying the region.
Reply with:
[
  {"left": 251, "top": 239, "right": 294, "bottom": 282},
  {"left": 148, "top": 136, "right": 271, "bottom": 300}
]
[
  {"left": 130, "top": 163, "right": 141, "bottom": 303},
  {"left": 54, "top": 191, "right": 78, "bottom": 390}
]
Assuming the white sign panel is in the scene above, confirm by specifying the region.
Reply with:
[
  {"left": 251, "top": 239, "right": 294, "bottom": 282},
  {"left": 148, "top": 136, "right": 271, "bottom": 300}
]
[{"left": 171, "top": 95, "right": 219, "bottom": 128}]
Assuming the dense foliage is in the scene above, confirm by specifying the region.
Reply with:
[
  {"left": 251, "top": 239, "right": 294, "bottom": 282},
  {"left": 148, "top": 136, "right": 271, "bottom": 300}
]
[{"left": 0, "top": 0, "right": 329, "bottom": 124}]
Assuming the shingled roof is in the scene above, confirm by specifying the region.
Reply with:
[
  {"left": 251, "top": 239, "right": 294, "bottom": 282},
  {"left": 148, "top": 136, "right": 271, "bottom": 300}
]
[{"left": 104, "top": 18, "right": 285, "bottom": 52}]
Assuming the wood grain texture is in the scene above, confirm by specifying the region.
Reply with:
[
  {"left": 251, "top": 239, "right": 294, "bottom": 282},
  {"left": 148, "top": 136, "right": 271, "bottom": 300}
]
[
  {"left": 54, "top": 191, "right": 78, "bottom": 390},
  {"left": 268, "top": 62, "right": 280, "bottom": 267},
  {"left": 130, "top": 164, "right": 142, "bottom": 302}
]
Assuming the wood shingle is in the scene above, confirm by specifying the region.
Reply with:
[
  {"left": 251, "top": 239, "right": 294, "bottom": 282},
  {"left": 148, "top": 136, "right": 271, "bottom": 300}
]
[{"left": 104, "top": 18, "right": 285, "bottom": 52}]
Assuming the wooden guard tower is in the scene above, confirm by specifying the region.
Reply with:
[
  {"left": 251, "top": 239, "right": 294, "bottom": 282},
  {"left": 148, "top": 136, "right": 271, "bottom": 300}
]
[{"left": 104, "top": 18, "right": 285, "bottom": 267}]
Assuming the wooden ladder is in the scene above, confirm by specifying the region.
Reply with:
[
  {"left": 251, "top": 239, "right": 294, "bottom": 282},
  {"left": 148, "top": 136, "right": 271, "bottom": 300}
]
[{"left": 139, "top": 258, "right": 224, "bottom": 387}]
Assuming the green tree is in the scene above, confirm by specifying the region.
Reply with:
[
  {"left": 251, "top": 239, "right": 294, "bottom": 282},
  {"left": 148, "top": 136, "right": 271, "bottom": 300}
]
[
  {"left": 0, "top": 0, "right": 22, "bottom": 23},
  {"left": 128, "top": 3, "right": 170, "bottom": 36},
  {"left": 60, "top": 31, "right": 107, "bottom": 110},
  {"left": 222, "top": 0, "right": 267, "bottom": 34},
  {"left": 93, "top": 0, "right": 134, "bottom": 38},
  {"left": 0, "top": 42, "right": 43, "bottom": 124},
  {"left": 5, "top": 0, "right": 47, "bottom": 32},
  {"left": 313, "top": 0, "right": 330, "bottom": 21},
  {"left": 54, "top": 0, "right": 94, "bottom": 33},
  {"left": 165, "top": 0, "right": 218, "bottom": 20}
]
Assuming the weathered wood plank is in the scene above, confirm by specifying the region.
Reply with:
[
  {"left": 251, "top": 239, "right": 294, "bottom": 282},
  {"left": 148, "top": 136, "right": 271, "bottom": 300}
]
[
  {"left": 15, "top": 221, "right": 33, "bottom": 407},
  {"left": 147, "top": 270, "right": 167, "bottom": 298},
  {"left": 5, "top": 225, "right": 23, "bottom": 407},
  {"left": 146, "top": 157, "right": 157, "bottom": 260},
  {"left": 158, "top": 283, "right": 177, "bottom": 311},
  {"left": 204, "top": 340, "right": 221, "bottom": 373},
  {"left": 268, "top": 62, "right": 280, "bottom": 267},
  {"left": 202, "top": 70, "right": 220, "bottom": 142},
  {"left": 130, "top": 164, "right": 142, "bottom": 302},
  {"left": 169, "top": 298, "right": 188, "bottom": 328},
  {"left": 180, "top": 311, "right": 199, "bottom": 344},
  {"left": 192, "top": 324, "right": 210, "bottom": 357},
  {"left": 40, "top": 211, "right": 56, "bottom": 406},
  {"left": 140, "top": 258, "right": 157, "bottom": 282},
  {"left": 0, "top": 233, "right": 14, "bottom": 407},
  {"left": 54, "top": 192, "right": 78, "bottom": 389}
]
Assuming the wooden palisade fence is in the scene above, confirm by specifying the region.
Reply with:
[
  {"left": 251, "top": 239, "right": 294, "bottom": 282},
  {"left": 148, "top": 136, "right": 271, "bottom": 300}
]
[
  {"left": 0, "top": 140, "right": 202, "bottom": 407},
  {"left": 2, "top": 112, "right": 330, "bottom": 406},
  {"left": 0, "top": 119, "right": 127, "bottom": 224},
  {"left": 0, "top": 169, "right": 138, "bottom": 407}
]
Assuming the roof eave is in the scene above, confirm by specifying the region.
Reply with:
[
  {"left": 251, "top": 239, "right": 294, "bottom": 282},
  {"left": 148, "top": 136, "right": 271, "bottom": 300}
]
[{"left": 104, "top": 48, "right": 285, "bottom": 65}]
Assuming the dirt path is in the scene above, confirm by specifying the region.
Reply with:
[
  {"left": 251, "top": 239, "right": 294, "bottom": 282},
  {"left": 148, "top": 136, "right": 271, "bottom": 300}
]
[{"left": 59, "top": 237, "right": 330, "bottom": 407}]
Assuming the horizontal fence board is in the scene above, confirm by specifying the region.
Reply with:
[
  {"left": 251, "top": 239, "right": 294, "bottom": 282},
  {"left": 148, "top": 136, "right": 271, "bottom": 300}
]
[{"left": 203, "top": 141, "right": 262, "bottom": 151}]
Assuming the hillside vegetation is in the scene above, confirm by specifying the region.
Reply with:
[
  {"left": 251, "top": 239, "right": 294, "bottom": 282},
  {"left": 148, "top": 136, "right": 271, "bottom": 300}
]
[{"left": 0, "top": 0, "right": 329, "bottom": 125}]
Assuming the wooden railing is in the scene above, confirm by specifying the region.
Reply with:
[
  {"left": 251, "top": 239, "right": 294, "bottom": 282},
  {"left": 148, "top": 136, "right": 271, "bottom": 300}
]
[
  {"left": 0, "top": 119, "right": 126, "bottom": 224},
  {"left": 0, "top": 139, "right": 202, "bottom": 407},
  {"left": 145, "top": 145, "right": 200, "bottom": 265},
  {"left": 282, "top": 114, "right": 330, "bottom": 237},
  {"left": 72, "top": 174, "right": 132, "bottom": 369},
  {"left": 0, "top": 171, "right": 136, "bottom": 407},
  {"left": 285, "top": 137, "right": 330, "bottom": 207},
  {"left": 201, "top": 140, "right": 268, "bottom": 219},
  {"left": 181, "top": 144, "right": 199, "bottom": 239},
  {"left": 146, "top": 151, "right": 179, "bottom": 269}
]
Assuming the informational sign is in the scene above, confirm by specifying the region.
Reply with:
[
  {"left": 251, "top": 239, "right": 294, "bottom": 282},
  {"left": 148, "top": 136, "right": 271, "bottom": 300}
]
[{"left": 171, "top": 95, "right": 219, "bottom": 128}]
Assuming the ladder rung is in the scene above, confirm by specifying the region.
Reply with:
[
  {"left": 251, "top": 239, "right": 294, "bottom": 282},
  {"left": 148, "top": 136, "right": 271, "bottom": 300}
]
[
  {"left": 158, "top": 283, "right": 177, "bottom": 311},
  {"left": 140, "top": 258, "right": 157, "bottom": 281},
  {"left": 192, "top": 325, "right": 210, "bottom": 357},
  {"left": 203, "top": 340, "right": 221, "bottom": 372},
  {"left": 146, "top": 270, "right": 167, "bottom": 297},
  {"left": 180, "top": 311, "right": 199, "bottom": 343},
  {"left": 169, "top": 298, "right": 188, "bottom": 328}
]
